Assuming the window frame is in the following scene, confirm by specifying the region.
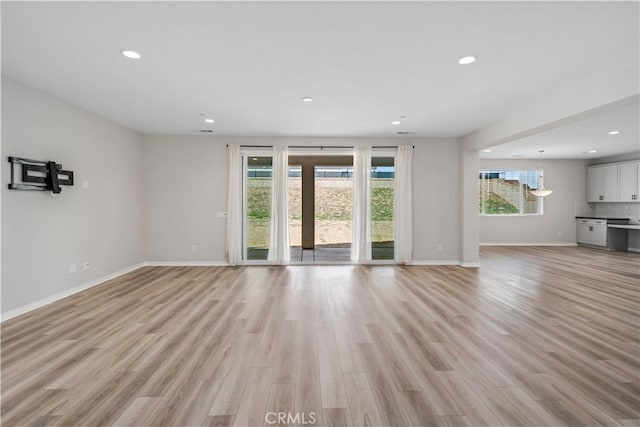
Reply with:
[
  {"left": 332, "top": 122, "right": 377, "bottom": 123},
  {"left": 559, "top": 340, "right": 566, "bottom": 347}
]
[{"left": 478, "top": 169, "right": 544, "bottom": 217}]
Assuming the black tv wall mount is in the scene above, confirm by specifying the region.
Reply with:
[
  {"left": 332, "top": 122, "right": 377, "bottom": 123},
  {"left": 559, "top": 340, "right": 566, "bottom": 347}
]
[{"left": 8, "top": 156, "right": 74, "bottom": 194}]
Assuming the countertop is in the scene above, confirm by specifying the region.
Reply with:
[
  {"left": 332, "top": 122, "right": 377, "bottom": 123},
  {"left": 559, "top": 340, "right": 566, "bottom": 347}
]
[
  {"left": 575, "top": 217, "right": 630, "bottom": 221},
  {"left": 608, "top": 224, "right": 640, "bottom": 230}
]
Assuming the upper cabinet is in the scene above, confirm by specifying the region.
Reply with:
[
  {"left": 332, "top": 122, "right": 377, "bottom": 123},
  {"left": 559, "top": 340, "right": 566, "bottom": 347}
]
[
  {"left": 587, "top": 161, "right": 640, "bottom": 202},
  {"left": 587, "top": 166, "right": 606, "bottom": 202},
  {"left": 619, "top": 162, "right": 638, "bottom": 201}
]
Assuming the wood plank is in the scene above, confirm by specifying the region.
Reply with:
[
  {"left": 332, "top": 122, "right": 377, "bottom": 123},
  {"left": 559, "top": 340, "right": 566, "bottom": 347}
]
[{"left": 0, "top": 248, "right": 637, "bottom": 426}]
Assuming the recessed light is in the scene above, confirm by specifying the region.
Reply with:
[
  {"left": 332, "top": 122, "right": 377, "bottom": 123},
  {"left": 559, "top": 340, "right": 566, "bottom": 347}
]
[
  {"left": 458, "top": 55, "right": 477, "bottom": 65},
  {"left": 391, "top": 121, "right": 401, "bottom": 125},
  {"left": 204, "top": 118, "right": 215, "bottom": 123},
  {"left": 608, "top": 130, "right": 620, "bottom": 135},
  {"left": 121, "top": 50, "right": 141, "bottom": 60},
  {"left": 587, "top": 150, "right": 598, "bottom": 154},
  {"left": 302, "top": 97, "right": 313, "bottom": 102},
  {"left": 482, "top": 149, "right": 492, "bottom": 153}
]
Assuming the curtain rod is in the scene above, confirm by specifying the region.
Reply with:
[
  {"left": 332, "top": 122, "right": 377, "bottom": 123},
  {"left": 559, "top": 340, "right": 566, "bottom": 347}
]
[{"left": 226, "top": 144, "right": 414, "bottom": 148}]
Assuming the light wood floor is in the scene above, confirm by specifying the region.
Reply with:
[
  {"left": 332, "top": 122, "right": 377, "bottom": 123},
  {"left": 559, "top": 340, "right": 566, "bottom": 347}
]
[{"left": 2, "top": 246, "right": 639, "bottom": 426}]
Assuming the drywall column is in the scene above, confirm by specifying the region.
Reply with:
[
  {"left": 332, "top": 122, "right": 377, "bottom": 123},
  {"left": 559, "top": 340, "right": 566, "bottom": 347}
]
[{"left": 460, "top": 148, "right": 479, "bottom": 266}]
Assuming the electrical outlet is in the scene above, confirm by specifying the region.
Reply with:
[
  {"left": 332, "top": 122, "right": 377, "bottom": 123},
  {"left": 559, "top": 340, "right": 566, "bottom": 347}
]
[
  {"left": 83, "top": 261, "right": 90, "bottom": 271},
  {"left": 82, "top": 180, "right": 90, "bottom": 189},
  {"left": 192, "top": 245, "right": 198, "bottom": 252},
  {"left": 437, "top": 243, "right": 443, "bottom": 251},
  {"left": 557, "top": 231, "right": 562, "bottom": 237},
  {"left": 69, "top": 264, "right": 77, "bottom": 274}
]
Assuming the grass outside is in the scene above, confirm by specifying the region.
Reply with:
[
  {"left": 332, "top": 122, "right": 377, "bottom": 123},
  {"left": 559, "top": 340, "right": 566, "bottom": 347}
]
[
  {"left": 479, "top": 192, "right": 519, "bottom": 214},
  {"left": 247, "top": 177, "right": 394, "bottom": 248}
]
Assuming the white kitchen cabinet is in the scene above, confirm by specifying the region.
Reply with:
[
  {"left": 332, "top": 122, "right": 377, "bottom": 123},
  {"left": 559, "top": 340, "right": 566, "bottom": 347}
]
[
  {"left": 619, "top": 162, "right": 638, "bottom": 201},
  {"left": 577, "top": 219, "right": 607, "bottom": 246},
  {"left": 587, "top": 167, "right": 605, "bottom": 202},
  {"left": 587, "top": 161, "right": 639, "bottom": 202},
  {"left": 603, "top": 165, "right": 619, "bottom": 201}
]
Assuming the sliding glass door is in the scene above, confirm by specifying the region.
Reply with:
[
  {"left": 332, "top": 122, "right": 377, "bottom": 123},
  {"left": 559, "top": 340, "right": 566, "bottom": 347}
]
[{"left": 238, "top": 148, "right": 401, "bottom": 264}]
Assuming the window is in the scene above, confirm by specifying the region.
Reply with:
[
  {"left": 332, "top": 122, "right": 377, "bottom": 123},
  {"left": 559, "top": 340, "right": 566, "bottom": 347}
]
[{"left": 478, "top": 170, "right": 543, "bottom": 215}]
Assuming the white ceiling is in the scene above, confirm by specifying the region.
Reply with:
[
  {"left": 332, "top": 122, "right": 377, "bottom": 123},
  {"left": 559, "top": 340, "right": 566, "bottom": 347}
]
[
  {"left": 480, "top": 101, "right": 640, "bottom": 159},
  {"left": 2, "top": 1, "right": 639, "bottom": 140}
]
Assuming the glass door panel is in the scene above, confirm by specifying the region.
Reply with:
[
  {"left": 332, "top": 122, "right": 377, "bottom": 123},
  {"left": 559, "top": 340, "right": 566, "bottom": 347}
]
[
  {"left": 288, "top": 166, "right": 302, "bottom": 260},
  {"left": 371, "top": 157, "right": 395, "bottom": 260},
  {"left": 245, "top": 156, "right": 272, "bottom": 261}
]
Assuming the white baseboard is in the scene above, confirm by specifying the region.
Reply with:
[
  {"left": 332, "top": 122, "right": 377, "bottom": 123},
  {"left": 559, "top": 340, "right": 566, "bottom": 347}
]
[
  {"left": 460, "top": 262, "right": 481, "bottom": 268},
  {"left": 1, "top": 262, "right": 145, "bottom": 323},
  {"left": 143, "top": 261, "right": 230, "bottom": 267},
  {"left": 409, "top": 260, "right": 479, "bottom": 268},
  {"left": 408, "top": 260, "right": 461, "bottom": 266},
  {"left": 480, "top": 242, "right": 578, "bottom": 247},
  {"left": 145, "top": 260, "right": 473, "bottom": 267},
  {"left": 628, "top": 247, "right": 640, "bottom": 253}
]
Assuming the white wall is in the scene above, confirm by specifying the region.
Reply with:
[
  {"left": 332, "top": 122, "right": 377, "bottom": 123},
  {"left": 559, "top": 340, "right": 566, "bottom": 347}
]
[
  {"left": 1, "top": 77, "right": 144, "bottom": 314},
  {"left": 142, "top": 135, "right": 462, "bottom": 263},
  {"left": 479, "top": 159, "right": 588, "bottom": 244},
  {"left": 142, "top": 135, "right": 228, "bottom": 262}
]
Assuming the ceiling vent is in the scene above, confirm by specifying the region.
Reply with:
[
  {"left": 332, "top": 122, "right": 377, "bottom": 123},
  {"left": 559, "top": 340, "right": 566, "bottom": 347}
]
[
  {"left": 396, "top": 131, "right": 415, "bottom": 135},
  {"left": 196, "top": 129, "right": 214, "bottom": 133}
]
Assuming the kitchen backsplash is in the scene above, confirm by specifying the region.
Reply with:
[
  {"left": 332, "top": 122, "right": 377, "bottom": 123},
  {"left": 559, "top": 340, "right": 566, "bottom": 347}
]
[
  {"left": 574, "top": 201, "right": 594, "bottom": 218},
  {"left": 594, "top": 203, "right": 640, "bottom": 224}
]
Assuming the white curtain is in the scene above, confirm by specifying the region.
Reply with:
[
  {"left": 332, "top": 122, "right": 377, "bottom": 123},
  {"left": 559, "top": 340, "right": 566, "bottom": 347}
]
[
  {"left": 226, "top": 144, "right": 242, "bottom": 265},
  {"left": 267, "top": 145, "right": 290, "bottom": 264},
  {"left": 395, "top": 145, "right": 413, "bottom": 263},
  {"left": 351, "top": 145, "right": 372, "bottom": 262}
]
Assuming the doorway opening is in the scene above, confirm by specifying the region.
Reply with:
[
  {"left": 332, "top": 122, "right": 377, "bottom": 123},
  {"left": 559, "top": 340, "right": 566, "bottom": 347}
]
[
  {"left": 311, "top": 166, "right": 353, "bottom": 262},
  {"left": 288, "top": 155, "right": 353, "bottom": 263}
]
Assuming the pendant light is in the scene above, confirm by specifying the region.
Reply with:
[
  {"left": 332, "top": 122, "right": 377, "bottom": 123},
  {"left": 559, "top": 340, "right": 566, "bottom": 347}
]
[{"left": 531, "top": 149, "right": 553, "bottom": 197}]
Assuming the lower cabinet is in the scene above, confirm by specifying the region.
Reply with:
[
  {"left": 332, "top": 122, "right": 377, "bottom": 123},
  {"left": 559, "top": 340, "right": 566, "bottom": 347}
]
[{"left": 577, "top": 219, "right": 607, "bottom": 246}]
